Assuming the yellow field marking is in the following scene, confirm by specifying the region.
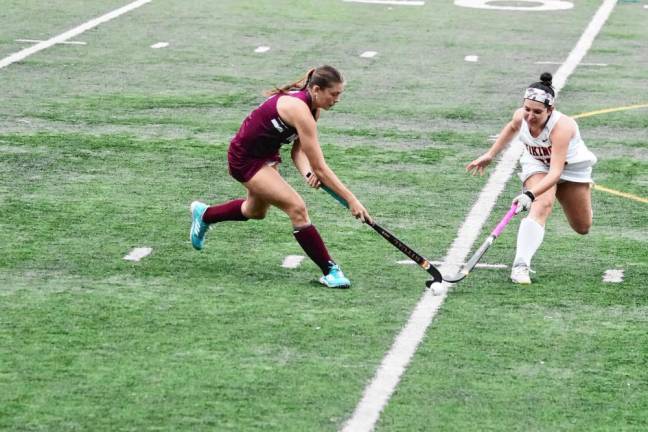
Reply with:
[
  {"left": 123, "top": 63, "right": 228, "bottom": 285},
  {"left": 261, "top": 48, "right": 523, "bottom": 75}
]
[
  {"left": 594, "top": 185, "right": 648, "bottom": 204},
  {"left": 572, "top": 103, "right": 648, "bottom": 119},
  {"left": 570, "top": 103, "right": 648, "bottom": 205}
]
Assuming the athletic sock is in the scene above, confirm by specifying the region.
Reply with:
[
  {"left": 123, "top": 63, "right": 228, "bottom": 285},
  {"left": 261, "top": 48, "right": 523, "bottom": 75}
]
[
  {"left": 202, "top": 199, "right": 249, "bottom": 224},
  {"left": 513, "top": 217, "right": 545, "bottom": 267},
  {"left": 293, "top": 224, "right": 334, "bottom": 275}
]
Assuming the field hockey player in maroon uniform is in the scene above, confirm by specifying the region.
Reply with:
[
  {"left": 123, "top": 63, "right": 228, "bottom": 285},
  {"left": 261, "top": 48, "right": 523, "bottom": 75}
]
[{"left": 190, "top": 65, "right": 371, "bottom": 288}]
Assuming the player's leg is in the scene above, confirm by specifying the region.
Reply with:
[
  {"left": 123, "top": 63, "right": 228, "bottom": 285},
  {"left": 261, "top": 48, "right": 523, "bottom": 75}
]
[
  {"left": 555, "top": 181, "right": 592, "bottom": 235},
  {"left": 243, "top": 163, "right": 309, "bottom": 225},
  {"left": 244, "top": 165, "right": 349, "bottom": 288},
  {"left": 189, "top": 157, "right": 273, "bottom": 251},
  {"left": 190, "top": 158, "right": 287, "bottom": 250},
  {"left": 190, "top": 188, "right": 252, "bottom": 251},
  {"left": 511, "top": 173, "right": 557, "bottom": 283}
]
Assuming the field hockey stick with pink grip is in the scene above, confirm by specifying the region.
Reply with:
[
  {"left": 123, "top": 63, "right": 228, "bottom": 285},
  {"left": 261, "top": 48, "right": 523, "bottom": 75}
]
[{"left": 428, "top": 203, "right": 519, "bottom": 286}]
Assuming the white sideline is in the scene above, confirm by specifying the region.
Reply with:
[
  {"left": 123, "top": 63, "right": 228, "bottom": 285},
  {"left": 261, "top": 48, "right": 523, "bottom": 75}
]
[
  {"left": 0, "top": 0, "right": 152, "bottom": 70},
  {"left": 341, "top": 1, "right": 618, "bottom": 430}
]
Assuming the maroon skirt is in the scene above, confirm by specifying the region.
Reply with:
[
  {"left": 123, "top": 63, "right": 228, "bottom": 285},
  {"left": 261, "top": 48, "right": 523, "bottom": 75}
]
[{"left": 228, "top": 146, "right": 282, "bottom": 183}]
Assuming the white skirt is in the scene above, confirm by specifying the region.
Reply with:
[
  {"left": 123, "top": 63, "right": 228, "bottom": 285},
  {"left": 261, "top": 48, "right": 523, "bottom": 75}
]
[{"left": 518, "top": 151, "right": 597, "bottom": 184}]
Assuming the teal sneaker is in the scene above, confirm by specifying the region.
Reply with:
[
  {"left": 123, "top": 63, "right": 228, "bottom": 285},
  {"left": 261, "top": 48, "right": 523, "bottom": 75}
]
[
  {"left": 190, "top": 201, "right": 209, "bottom": 250},
  {"left": 319, "top": 264, "right": 351, "bottom": 289}
]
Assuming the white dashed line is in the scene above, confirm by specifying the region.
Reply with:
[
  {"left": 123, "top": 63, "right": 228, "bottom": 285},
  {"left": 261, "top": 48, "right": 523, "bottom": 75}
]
[
  {"left": 603, "top": 269, "right": 624, "bottom": 283},
  {"left": 281, "top": 255, "right": 305, "bottom": 269},
  {"left": 123, "top": 247, "right": 152, "bottom": 262}
]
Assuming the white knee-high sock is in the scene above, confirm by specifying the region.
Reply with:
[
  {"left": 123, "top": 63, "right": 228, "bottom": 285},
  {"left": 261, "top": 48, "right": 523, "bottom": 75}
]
[{"left": 513, "top": 217, "right": 545, "bottom": 267}]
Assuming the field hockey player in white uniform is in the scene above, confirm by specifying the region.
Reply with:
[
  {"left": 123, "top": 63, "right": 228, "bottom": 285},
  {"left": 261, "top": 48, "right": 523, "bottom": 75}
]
[{"left": 466, "top": 72, "right": 597, "bottom": 284}]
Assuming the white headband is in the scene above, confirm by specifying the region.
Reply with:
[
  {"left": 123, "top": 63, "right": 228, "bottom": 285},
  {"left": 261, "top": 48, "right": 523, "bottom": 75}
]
[{"left": 524, "top": 87, "right": 555, "bottom": 106}]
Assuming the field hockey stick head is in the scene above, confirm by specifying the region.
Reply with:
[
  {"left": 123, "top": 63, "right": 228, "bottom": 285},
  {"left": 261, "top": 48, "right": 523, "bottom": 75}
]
[
  {"left": 426, "top": 266, "right": 459, "bottom": 287},
  {"left": 423, "top": 260, "right": 443, "bottom": 283},
  {"left": 427, "top": 271, "right": 464, "bottom": 287},
  {"left": 440, "top": 268, "right": 468, "bottom": 284}
]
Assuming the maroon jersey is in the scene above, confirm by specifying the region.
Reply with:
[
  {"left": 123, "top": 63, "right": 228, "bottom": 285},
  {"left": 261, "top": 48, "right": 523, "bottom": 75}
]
[{"left": 228, "top": 89, "right": 316, "bottom": 182}]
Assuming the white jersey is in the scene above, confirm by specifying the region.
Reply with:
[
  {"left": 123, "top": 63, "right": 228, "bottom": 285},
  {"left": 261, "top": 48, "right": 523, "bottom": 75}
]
[{"left": 519, "top": 110, "right": 596, "bottom": 167}]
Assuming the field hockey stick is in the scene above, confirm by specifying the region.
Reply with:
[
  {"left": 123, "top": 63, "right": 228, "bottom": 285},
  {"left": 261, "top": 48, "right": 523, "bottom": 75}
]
[
  {"left": 310, "top": 175, "right": 443, "bottom": 283},
  {"left": 429, "top": 203, "right": 518, "bottom": 286}
]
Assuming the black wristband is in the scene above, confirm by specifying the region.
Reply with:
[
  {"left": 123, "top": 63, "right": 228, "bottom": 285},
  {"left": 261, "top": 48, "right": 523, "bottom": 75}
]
[{"left": 524, "top": 190, "right": 536, "bottom": 202}]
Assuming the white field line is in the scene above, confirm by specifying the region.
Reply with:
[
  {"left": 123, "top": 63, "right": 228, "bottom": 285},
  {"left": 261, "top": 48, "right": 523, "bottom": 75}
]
[
  {"left": 0, "top": 0, "right": 152, "bottom": 70},
  {"left": 360, "top": 51, "right": 378, "bottom": 58},
  {"left": 340, "top": 1, "right": 618, "bottom": 430},
  {"left": 15, "top": 39, "right": 87, "bottom": 45},
  {"left": 150, "top": 42, "right": 169, "bottom": 49},
  {"left": 551, "top": 0, "right": 617, "bottom": 92}
]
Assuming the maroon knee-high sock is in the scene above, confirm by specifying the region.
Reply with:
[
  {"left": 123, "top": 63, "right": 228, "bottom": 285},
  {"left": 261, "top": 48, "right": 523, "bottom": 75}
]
[
  {"left": 202, "top": 199, "right": 249, "bottom": 224},
  {"left": 293, "top": 224, "right": 334, "bottom": 275}
]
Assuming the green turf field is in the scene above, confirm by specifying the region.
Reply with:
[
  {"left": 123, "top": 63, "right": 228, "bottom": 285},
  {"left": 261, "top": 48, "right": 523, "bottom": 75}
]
[{"left": 1, "top": 1, "right": 647, "bottom": 430}]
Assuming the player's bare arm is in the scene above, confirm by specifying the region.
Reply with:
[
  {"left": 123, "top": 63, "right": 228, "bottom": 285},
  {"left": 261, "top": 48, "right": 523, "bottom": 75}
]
[
  {"left": 278, "top": 95, "right": 370, "bottom": 222},
  {"left": 467, "top": 109, "right": 523, "bottom": 175},
  {"left": 290, "top": 139, "right": 320, "bottom": 188}
]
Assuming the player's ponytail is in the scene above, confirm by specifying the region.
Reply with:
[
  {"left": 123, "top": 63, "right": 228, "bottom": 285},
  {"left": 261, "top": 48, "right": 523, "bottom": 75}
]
[
  {"left": 300, "top": 68, "right": 316, "bottom": 90},
  {"left": 265, "top": 65, "right": 343, "bottom": 96}
]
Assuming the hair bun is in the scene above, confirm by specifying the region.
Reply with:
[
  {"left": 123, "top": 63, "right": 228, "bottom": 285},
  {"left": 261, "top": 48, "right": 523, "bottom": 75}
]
[{"left": 540, "top": 72, "right": 553, "bottom": 86}]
